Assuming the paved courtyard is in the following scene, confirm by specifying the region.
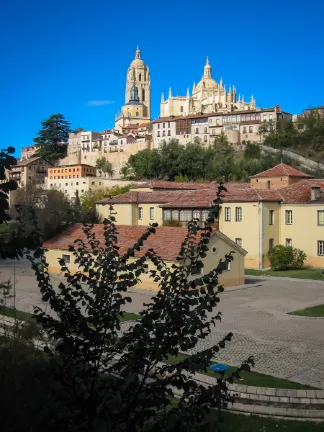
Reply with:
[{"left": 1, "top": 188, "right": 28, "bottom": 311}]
[{"left": 1, "top": 260, "right": 324, "bottom": 388}]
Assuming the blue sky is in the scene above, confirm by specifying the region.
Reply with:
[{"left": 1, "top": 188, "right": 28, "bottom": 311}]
[{"left": 1, "top": 0, "right": 323, "bottom": 155}]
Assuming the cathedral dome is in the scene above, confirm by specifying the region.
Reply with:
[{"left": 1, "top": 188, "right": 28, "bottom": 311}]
[{"left": 194, "top": 57, "right": 218, "bottom": 92}]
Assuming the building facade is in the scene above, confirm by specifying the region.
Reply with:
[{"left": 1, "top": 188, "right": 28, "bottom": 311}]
[
  {"left": 10, "top": 157, "right": 51, "bottom": 187},
  {"left": 47, "top": 164, "right": 96, "bottom": 180},
  {"left": 160, "top": 58, "right": 256, "bottom": 118}
]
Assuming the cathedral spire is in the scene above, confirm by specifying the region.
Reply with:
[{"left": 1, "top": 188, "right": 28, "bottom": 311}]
[
  {"left": 161, "top": 92, "right": 164, "bottom": 103},
  {"left": 203, "top": 57, "right": 212, "bottom": 78},
  {"left": 168, "top": 87, "right": 172, "bottom": 98},
  {"left": 135, "top": 46, "right": 141, "bottom": 59},
  {"left": 192, "top": 81, "right": 196, "bottom": 93},
  {"left": 186, "top": 87, "right": 190, "bottom": 98}
]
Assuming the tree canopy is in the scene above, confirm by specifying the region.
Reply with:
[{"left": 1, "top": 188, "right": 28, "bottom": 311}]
[
  {"left": 127, "top": 138, "right": 280, "bottom": 182},
  {"left": 96, "top": 156, "right": 113, "bottom": 177},
  {"left": 34, "top": 113, "right": 71, "bottom": 162}
]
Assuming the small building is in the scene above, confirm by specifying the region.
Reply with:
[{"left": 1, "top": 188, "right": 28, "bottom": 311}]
[
  {"left": 250, "top": 163, "right": 312, "bottom": 190},
  {"left": 47, "top": 164, "right": 96, "bottom": 180},
  {"left": 43, "top": 224, "right": 247, "bottom": 288},
  {"left": 10, "top": 157, "right": 52, "bottom": 187}
]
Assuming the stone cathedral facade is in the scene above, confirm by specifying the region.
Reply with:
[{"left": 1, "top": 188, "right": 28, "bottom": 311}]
[{"left": 160, "top": 58, "right": 256, "bottom": 117}]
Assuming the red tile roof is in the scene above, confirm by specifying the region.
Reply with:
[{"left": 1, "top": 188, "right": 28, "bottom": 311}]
[
  {"left": 277, "top": 179, "right": 324, "bottom": 204},
  {"left": 44, "top": 224, "right": 190, "bottom": 261},
  {"left": 15, "top": 157, "right": 41, "bottom": 167},
  {"left": 134, "top": 181, "right": 210, "bottom": 190},
  {"left": 250, "top": 163, "right": 312, "bottom": 179},
  {"left": 97, "top": 191, "right": 198, "bottom": 204}
]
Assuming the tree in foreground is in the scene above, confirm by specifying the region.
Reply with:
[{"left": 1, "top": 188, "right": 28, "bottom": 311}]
[
  {"left": 34, "top": 113, "right": 71, "bottom": 162},
  {"left": 30, "top": 184, "right": 253, "bottom": 431}
]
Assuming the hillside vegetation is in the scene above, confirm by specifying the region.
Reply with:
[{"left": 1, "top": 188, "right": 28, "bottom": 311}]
[
  {"left": 125, "top": 136, "right": 322, "bottom": 182},
  {"left": 262, "top": 111, "right": 324, "bottom": 162}
]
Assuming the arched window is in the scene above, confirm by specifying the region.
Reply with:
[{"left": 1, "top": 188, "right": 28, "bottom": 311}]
[
  {"left": 142, "top": 89, "right": 145, "bottom": 101},
  {"left": 139, "top": 73, "right": 141, "bottom": 82},
  {"left": 180, "top": 106, "right": 183, "bottom": 113},
  {"left": 136, "top": 111, "right": 139, "bottom": 117}
]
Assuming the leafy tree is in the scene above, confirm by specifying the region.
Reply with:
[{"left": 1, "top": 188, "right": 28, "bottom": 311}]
[
  {"left": 34, "top": 113, "right": 71, "bottom": 162},
  {"left": 0, "top": 146, "right": 18, "bottom": 223},
  {"left": 96, "top": 157, "right": 113, "bottom": 177},
  {"left": 30, "top": 184, "right": 253, "bottom": 431},
  {"left": 81, "top": 184, "right": 133, "bottom": 213},
  {"left": 244, "top": 142, "right": 261, "bottom": 159},
  {"left": 10, "top": 182, "right": 81, "bottom": 240}
]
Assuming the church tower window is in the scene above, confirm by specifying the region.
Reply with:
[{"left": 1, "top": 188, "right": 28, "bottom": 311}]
[
  {"left": 142, "top": 89, "right": 145, "bottom": 101},
  {"left": 139, "top": 73, "right": 141, "bottom": 82},
  {"left": 180, "top": 106, "right": 183, "bottom": 113}
]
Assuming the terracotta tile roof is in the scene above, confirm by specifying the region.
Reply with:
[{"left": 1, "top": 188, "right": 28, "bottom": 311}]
[
  {"left": 97, "top": 191, "right": 197, "bottom": 205},
  {"left": 15, "top": 157, "right": 41, "bottom": 167},
  {"left": 278, "top": 179, "right": 324, "bottom": 204},
  {"left": 250, "top": 163, "right": 312, "bottom": 179},
  {"left": 43, "top": 224, "right": 190, "bottom": 261},
  {"left": 43, "top": 224, "right": 247, "bottom": 261},
  {"left": 134, "top": 181, "right": 210, "bottom": 190}
]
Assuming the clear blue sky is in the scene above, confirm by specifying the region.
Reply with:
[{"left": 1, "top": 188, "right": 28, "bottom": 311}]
[{"left": 1, "top": 0, "right": 323, "bottom": 155}]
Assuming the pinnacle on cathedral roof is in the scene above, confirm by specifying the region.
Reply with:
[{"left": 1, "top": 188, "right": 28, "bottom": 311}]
[{"left": 135, "top": 46, "right": 141, "bottom": 59}]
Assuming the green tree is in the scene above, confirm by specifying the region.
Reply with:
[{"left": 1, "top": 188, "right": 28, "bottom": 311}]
[
  {"left": 30, "top": 184, "right": 253, "bottom": 431},
  {"left": 81, "top": 184, "right": 133, "bottom": 213},
  {"left": 34, "top": 113, "right": 71, "bottom": 162}
]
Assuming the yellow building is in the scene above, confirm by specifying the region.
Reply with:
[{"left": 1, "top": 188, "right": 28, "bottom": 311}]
[
  {"left": 43, "top": 224, "right": 247, "bottom": 288},
  {"left": 96, "top": 163, "right": 324, "bottom": 270}
]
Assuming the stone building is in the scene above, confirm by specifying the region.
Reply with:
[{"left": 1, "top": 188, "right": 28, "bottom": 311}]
[
  {"left": 10, "top": 157, "right": 52, "bottom": 187},
  {"left": 160, "top": 58, "right": 256, "bottom": 117},
  {"left": 115, "top": 47, "right": 151, "bottom": 130}
]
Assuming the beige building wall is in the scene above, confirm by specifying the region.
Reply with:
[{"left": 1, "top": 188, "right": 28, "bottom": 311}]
[
  {"left": 219, "top": 202, "right": 261, "bottom": 269},
  {"left": 152, "top": 120, "right": 177, "bottom": 148},
  {"left": 47, "top": 177, "right": 107, "bottom": 200},
  {"left": 279, "top": 204, "right": 324, "bottom": 267},
  {"left": 97, "top": 202, "right": 163, "bottom": 226},
  {"left": 262, "top": 202, "right": 280, "bottom": 267}
]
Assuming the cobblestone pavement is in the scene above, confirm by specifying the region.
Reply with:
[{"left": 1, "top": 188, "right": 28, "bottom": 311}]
[
  {"left": 1, "top": 260, "right": 324, "bottom": 389},
  {"left": 123, "top": 278, "right": 324, "bottom": 389}
]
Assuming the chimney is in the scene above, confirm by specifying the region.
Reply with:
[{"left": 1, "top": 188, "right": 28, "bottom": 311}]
[{"left": 311, "top": 186, "right": 321, "bottom": 201}]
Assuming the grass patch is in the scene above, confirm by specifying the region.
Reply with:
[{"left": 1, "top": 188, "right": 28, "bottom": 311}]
[
  {"left": 216, "top": 411, "right": 323, "bottom": 432},
  {"left": 164, "top": 352, "right": 315, "bottom": 389},
  {"left": 246, "top": 268, "right": 324, "bottom": 280},
  {"left": 288, "top": 304, "right": 324, "bottom": 317},
  {"left": 120, "top": 312, "right": 141, "bottom": 322},
  {"left": 0, "top": 306, "right": 33, "bottom": 321}
]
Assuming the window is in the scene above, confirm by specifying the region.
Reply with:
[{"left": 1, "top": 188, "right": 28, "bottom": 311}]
[
  {"left": 157, "top": 131, "right": 160, "bottom": 137},
  {"left": 204, "top": 135, "right": 208, "bottom": 142},
  {"left": 212, "top": 129, "right": 215, "bottom": 134},
  {"left": 65, "top": 183, "right": 68, "bottom": 186},
  {"left": 201, "top": 210, "right": 209, "bottom": 222},
  {"left": 269, "top": 238, "right": 275, "bottom": 250},
  {"left": 318, "top": 240, "right": 324, "bottom": 256},
  {"left": 138, "top": 207, "right": 143, "bottom": 220},
  {"left": 76, "top": 182, "right": 79, "bottom": 185},
  {"left": 193, "top": 210, "right": 200, "bottom": 220},
  {"left": 162, "top": 130, "right": 165, "bottom": 136},
  {"left": 163, "top": 123, "right": 165, "bottom": 128},
  {"left": 249, "top": 126, "right": 253, "bottom": 133},
  {"left": 81, "top": 189, "right": 84, "bottom": 193},
  {"left": 286, "top": 238, "right": 292, "bottom": 247},
  {"left": 285, "top": 210, "right": 293, "bottom": 225},
  {"left": 168, "top": 122, "right": 170, "bottom": 127},
  {"left": 225, "top": 207, "right": 231, "bottom": 221},
  {"left": 180, "top": 106, "right": 183, "bottom": 113},
  {"left": 167, "top": 130, "right": 171, "bottom": 136},
  {"left": 195, "top": 128, "right": 199, "bottom": 134},
  {"left": 172, "top": 209, "right": 179, "bottom": 220},
  {"left": 92, "top": 181, "right": 95, "bottom": 185},
  {"left": 136, "top": 112, "right": 139, "bottom": 117},
  {"left": 235, "top": 238, "right": 242, "bottom": 247},
  {"left": 149, "top": 207, "right": 154, "bottom": 220},
  {"left": 318, "top": 210, "right": 324, "bottom": 225},
  {"left": 180, "top": 210, "right": 192, "bottom": 222},
  {"left": 163, "top": 209, "right": 171, "bottom": 220},
  {"left": 142, "top": 88, "right": 145, "bottom": 101},
  {"left": 204, "top": 127, "right": 208, "bottom": 133},
  {"left": 158, "top": 124, "right": 160, "bottom": 129},
  {"left": 243, "top": 127, "right": 247, "bottom": 133},
  {"left": 139, "top": 73, "right": 141, "bottom": 82},
  {"left": 191, "top": 265, "right": 201, "bottom": 275},
  {"left": 62, "top": 254, "right": 70, "bottom": 264},
  {"left": 269, "top": 210, "right": 274, "bottom": 225},
  {"left": 235, "top": 207, "right": 242, "bottom": 222}
]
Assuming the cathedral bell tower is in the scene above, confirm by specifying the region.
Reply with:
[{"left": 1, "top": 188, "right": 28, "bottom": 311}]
[{"left": 125, "top": 47, "right": 151, "bottom": 119}]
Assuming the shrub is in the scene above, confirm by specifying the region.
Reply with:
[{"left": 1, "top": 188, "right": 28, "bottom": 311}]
[{"left": 267, "top": 245, "right": 306, "bottom": 270}]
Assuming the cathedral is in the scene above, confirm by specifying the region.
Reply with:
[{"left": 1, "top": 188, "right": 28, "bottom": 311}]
[
  {"left": 115, "top": 47, "right": 151, "bottom": 130},
  {"left": 160, "top": 58, "right": 256, "bottom": 117}
]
